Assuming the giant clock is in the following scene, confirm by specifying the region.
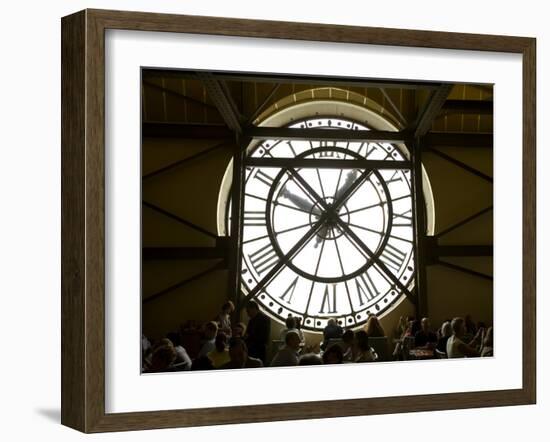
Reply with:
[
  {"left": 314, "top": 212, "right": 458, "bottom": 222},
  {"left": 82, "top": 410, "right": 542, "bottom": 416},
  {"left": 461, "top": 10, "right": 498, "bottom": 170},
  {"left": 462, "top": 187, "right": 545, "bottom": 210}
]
[{"left": 230, "top": 117, "right": 415, "bottom": 332}]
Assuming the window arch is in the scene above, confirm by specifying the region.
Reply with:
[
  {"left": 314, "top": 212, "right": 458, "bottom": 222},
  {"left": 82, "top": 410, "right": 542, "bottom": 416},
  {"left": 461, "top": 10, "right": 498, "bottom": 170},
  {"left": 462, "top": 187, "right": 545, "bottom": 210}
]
[{"left": 217, "top": 99, "right": 435, "bottom": 332}]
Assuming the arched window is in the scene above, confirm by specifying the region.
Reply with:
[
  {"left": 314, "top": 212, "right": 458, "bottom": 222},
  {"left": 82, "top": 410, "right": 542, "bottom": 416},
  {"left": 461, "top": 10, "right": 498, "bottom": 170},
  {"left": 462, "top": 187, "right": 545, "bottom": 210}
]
[{"left": 218, "top": 101, "right": 434, "bottom": 332}]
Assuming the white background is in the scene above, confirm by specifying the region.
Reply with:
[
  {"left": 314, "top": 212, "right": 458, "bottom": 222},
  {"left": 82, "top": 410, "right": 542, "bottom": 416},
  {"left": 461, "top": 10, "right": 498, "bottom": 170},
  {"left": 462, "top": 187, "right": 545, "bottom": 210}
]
[{"left": 0, "top": 0, "right": 546, "bottom": 440}]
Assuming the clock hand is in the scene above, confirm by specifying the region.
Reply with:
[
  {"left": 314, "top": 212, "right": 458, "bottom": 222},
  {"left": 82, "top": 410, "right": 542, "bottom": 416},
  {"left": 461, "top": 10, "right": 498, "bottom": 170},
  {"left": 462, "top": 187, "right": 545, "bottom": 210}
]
[
  {"left": 281, "top": 188, "right": 326, "bottom": 248},
  {"left": 281, "top": 189, "right": 323, "bottom": 217},
  {"left": 334, "top": 169, "right": 360, "bottom": 201}
]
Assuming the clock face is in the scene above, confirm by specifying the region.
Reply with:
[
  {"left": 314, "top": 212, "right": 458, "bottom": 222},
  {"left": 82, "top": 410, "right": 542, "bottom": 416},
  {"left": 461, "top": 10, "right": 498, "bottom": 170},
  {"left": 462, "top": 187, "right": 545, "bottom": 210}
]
[{"left": 235, "top": 117, "right": 415, "bottom": 332}]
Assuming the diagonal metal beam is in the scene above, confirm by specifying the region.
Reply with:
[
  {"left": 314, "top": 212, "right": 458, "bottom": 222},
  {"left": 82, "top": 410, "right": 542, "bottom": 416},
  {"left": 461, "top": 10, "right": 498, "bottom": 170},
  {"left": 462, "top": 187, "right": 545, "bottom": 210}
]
[
  {"left": 143, "top": 141, "right": 230, "bottom": 180},
  {"left": 143, "top": 261, "right": 225, "bottom": 304},
  {"left": 143, "top": 201, "right": 219, "bottom": 239},
  {"left": 143, "top": 80, "right": 219, "bottom": 111},
  {"left": 413, "top": 84, "right": 454, "bottom": 137},
  {"left": 435, "top": 206, "right": 493, "bottom": 239},
  {"left": 244, "top": 218, "right": 327, "bottom": 302},
  {"left": 436, "top": 260, "right": 493, "bottom": 281},
  {"left": 247, "top": 84, "right": 281, "bottom": 124},
  {"left": 196, "top": 72, "right": 244, "bottom": 134},
  {"left": 380, "top": 88, "right": 407, "bottom": 127},
  {"left": 427, "top": 147, "right": 493, "bottom": 183}
]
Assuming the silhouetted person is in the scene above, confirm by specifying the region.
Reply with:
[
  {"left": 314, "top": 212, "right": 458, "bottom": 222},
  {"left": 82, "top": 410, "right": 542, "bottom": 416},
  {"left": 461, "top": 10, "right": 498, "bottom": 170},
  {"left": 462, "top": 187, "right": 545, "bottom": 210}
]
[
  {"left": 271, "top": 331, "right": 301, "bottom": 367},
  {"left": 214, "top": 301, "right": 235, "bottom": 336},
  {"left": 447, "top": 317, "right": 481, "bottom": 358},
  {"left": 322, "top": 344, "right": 344, "bottom": 364},
  {"left": 197, "top": 321, "right": 218, "bottom": 358},
  {"left": 145, "top": 344, "right": 177, "bottom": 373},
  {"left": 232, "top": 322, "right": 246, "bottom": 338},
  {"left": 221, "top": 337, "right": 263, "bottom": 369},
  {"left": 244, "top": 301, "right": 271, "bottom": 364},
  {"left": 321, "top": 318, "right": 343, "bottom": 350},
  {"left": 480, "top": 326, "right": 493, "bottom": 357},
  {"left": 207, "top": 332, "right": 230, "bottom": 368},
  {"left": 364, "top": 315, "right": 385, "bottom": 337},
  {"left": 298, "top": 353, "right": 322, "bottom": 365},
  {"left": 436, "top": 321, "right": 453, "bottom": 355},
  {"left": 166, "top": 332, "right": 192, "bottom": 369},
  {"left": 341, "top": 329, "right": 355, "bottom": 361},
  {"left": 353, "top": 330, "right": 377, "bottom": 362},
  {"left": 414, "top": 317, "right": 438, "bottom": 348}
]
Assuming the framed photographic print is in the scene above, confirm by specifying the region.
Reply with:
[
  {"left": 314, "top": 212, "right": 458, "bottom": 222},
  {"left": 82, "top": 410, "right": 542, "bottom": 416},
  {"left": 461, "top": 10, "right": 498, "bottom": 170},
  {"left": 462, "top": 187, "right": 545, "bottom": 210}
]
[{"left": 61, "top": 9, "right": 536, "bottom": 433}]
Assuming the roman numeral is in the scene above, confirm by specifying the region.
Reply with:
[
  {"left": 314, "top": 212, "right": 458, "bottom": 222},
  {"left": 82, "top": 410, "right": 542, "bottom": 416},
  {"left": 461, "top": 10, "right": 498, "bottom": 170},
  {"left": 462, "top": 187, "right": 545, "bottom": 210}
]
[
  {"left": 357, "top": 143, "right": 377, "bottom": 158},
  {"left": 254, "top": 170, "right": 274, "bottom": 188},
  {"left": 243, "top": 210, "right": 266, "bottom": 226},
  {"left": 355, "top": 272, "right": 379, "bottom": 305},
  {"left": 386, "top": 170, "right": 403, "bottom": 184},
  {"left": 379, "top": 243, "right": 407, "bottom": 273},
  {"left": 392, "top": 208, "right": 412, "bottom": 226},
  {"left": 279, "top": 276, "right": 299, "bottom": 304},
  {"left": 286, "top": 141, "right": 297, "bottom": 156},
  {"left": 248, "top": 243, "right": 278, "bottom": 275},
  {"left": 319, "top": 285, "right": 337, "bottom": 314}
]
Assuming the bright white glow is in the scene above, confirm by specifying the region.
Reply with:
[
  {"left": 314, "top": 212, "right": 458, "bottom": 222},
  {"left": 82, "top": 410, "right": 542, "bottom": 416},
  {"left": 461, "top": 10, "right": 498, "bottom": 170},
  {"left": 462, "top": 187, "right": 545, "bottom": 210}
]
[{"left": 239, "top": 117, "right": 414, "bottom": 330}]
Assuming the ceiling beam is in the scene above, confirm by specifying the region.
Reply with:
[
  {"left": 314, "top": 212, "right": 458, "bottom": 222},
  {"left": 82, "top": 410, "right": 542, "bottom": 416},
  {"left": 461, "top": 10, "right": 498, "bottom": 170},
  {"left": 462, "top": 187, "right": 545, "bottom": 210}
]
[
  {"left": 143, "top": 246, "right": 228, "bottom": 260},
  {"left": 413, "top": 84, "right": 454, "bottom": 137},
  {"left": 424, "top": 132, "right": 493, "bottom": 149},
  {"left": 432, "top": 245, "right": 493, "bottom": 257},
  {"left": 196, "top": 72, "right": 244, "bottom": 134},
  {"left": 142, "top": 122, "right": 233, "bottom": 139},
  {"left": 245, "top": 127, "right": 410, "bottom": 143},
  {"left": 439, "top": 99, "right": 493, "bottom": 116},
  {"left": 143, "top": 68, "right": 442, "bottom": 90},
  {"left": 245, "top": 157, "right": 410, "bottom": 169}
]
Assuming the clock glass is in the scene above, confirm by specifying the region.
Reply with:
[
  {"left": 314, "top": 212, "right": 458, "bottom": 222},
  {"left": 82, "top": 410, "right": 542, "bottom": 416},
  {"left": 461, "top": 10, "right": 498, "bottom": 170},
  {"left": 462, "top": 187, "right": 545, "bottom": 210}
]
[{"left": 230, "top": 117, "right": 415, "bottom": 332}]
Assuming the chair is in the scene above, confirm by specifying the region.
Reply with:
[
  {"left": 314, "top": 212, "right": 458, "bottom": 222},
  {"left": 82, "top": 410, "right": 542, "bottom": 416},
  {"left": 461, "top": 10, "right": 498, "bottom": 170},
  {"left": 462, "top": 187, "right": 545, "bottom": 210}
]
[
  {"left": 368, "top": 336, "right": 389, "bottom": 362},
  {"left": 401, "top": 336, "right": 416, "bottom": 360},
  {"left": 435, "top": 349, "right": 447, "bottom": 359}
]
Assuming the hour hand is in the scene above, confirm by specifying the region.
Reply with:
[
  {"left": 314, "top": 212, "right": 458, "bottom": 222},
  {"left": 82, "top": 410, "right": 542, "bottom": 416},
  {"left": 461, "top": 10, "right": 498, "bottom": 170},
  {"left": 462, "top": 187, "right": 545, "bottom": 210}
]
[{"left": 281, "top": 189, "right": 322, "bottom": 217}]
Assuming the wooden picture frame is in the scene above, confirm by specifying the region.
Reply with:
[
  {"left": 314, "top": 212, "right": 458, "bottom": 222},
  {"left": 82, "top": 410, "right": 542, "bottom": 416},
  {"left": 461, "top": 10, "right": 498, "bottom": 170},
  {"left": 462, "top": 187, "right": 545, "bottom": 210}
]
[{"left": 61, "top": 8, "right": 536, "bottom": 433}]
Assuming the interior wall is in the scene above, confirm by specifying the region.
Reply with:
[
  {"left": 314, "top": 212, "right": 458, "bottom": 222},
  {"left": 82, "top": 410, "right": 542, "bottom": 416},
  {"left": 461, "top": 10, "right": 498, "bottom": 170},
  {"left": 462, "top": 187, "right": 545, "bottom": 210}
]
[
  {"left": 142, "top": 86, "right": 493, "bottom": 344},
  {"left": 142, "top": 137, "right": 233, "bottom": 340}
]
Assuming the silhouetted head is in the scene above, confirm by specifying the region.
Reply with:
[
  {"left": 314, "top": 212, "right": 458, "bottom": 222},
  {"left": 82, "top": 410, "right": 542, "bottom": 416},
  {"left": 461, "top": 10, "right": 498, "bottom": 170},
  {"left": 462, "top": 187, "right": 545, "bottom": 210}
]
[
  {"left": 322, "top": 344, "right": 344, "bottom": 364},
  {"left": 228, "top": 337, "right": 248, "bottom": 367}
]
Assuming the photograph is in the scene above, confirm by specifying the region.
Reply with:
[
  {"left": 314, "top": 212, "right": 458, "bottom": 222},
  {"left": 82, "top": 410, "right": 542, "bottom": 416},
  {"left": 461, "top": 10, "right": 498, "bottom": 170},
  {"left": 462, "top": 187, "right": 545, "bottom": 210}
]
[{"left": 140, "top": 69, "right": 494, "bottom": 374}]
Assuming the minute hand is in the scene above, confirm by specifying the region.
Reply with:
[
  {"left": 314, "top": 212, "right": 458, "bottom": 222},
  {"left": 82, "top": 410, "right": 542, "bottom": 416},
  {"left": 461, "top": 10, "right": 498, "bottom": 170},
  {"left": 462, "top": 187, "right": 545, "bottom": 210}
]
[{"left": 332, "top": 169, "right": 373, "bottom": 211}]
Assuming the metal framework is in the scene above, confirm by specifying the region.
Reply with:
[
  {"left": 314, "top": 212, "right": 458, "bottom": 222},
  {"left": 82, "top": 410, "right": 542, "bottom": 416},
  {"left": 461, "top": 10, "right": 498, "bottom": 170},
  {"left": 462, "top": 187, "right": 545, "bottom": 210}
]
[
  {"left": 141, "top": 73, "right": 494, "bottom": 318},
  {"left": 244, "top": 157, "right": 411, "bottom": 169},
  {"left": 245, "top": 127, "right": 410, "bottom": 143},
  {"left": 142, "top": 122, "right": 232, "bottom": 139}
]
